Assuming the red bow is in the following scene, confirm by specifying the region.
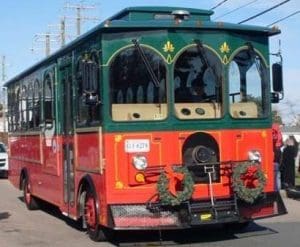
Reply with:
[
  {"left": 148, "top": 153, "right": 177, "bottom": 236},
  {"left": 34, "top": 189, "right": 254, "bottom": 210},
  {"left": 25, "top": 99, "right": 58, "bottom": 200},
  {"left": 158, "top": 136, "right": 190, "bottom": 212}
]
[
  {"left": 241, "top": 166, "right": 259, "bottom": 188},
  {"left": 164, "top": 166, "right": 185, "bottom": 196}
]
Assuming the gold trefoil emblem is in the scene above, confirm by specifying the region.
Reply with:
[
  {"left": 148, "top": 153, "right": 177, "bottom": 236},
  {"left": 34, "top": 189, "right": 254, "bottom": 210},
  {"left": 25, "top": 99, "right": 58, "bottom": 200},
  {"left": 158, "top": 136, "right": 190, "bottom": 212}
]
[
  {"left": 220, "top": 42, "right": 230, "bottom": 64},
  {"left": 220, "top": 42, "right": 230, "bottom": 54},
  {"left": 163, "top": 41, "right": 175, "bottom": 53}
]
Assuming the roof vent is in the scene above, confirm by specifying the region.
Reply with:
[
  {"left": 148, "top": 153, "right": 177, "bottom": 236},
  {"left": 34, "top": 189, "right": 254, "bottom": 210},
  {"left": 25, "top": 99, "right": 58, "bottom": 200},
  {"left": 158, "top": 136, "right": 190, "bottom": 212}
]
[{"left": 171, "top": 10, "right": 190, "bottom": 21}]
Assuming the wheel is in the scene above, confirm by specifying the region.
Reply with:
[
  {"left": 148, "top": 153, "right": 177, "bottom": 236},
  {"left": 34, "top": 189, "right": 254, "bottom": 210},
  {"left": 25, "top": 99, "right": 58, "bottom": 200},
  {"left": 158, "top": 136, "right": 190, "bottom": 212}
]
[
  {"left": 23, "top": 178, "right": 39, "bottom": 210},
  {"left": 83, "top": 190, "right": 110, "bottom": 241}
]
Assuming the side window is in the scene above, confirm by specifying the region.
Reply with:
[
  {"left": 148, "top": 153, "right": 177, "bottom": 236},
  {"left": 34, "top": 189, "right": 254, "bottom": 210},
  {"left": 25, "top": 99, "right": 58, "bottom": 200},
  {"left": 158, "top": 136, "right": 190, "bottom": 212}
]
[
  {"left": 7, "top": 87, "right": 15, "bottom": 132},
  {"left": 109, "top": 46, "right": 167, "bottom": 121},
  {"left": 43, "top": 71, "right": 55, "bottom": 127},
  {"left": 229, "top": 48, "right": 269, "bottom": 118},
  {"left": 33, "top": 80, "right": 41, "bottom": 129},
  {"left": 76, "top": 52, "right": 101, "bottom": 127},
  {"left": 27, "top": 83, "right": 34, "bottom": 130},
  {"left": 15, "top": 87, "right": 21, "bottom": 131}
]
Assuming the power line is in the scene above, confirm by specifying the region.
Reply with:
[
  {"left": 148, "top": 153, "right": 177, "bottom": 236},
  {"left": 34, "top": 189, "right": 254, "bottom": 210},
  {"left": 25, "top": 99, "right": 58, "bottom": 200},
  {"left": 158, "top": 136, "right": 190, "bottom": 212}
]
[
  {"left": 238, "top": 0, "right": 290, "bottom": 24},
  {"left": 64, "top": 3, "right": 100, "bottom": 37},
  {"left": 48, "top": 17, "right": 67, "bottom": 47},
  {"left": 48, "top": 17, "right": 75, "bottom": 47},
  {"left": 214, "top": 0, "right": 260, "bottom": 20},
  {"left": 210, "top": 0, "right": 230, "bottom": 10},
  {"left": 32, "top": 33, "right": 60, "bottom": 57},
  {"left": 268, "top": 10, "right": 300, "bottom": 26}
]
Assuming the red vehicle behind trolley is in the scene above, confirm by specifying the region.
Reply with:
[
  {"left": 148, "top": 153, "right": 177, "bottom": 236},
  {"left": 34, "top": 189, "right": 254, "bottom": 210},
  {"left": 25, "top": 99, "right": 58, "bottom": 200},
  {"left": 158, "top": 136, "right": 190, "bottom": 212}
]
[{"left": 6, "top": 7, "right": 286, "bottom": 241}]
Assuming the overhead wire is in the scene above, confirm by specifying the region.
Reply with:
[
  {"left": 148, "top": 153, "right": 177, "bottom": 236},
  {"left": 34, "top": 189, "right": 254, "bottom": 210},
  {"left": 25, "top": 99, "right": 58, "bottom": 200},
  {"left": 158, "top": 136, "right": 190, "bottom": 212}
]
[
  {"left": 238, "top": 0, "right": 291, "bottom": 24},
  {"left": 210, "top": 0, "right": 230, "bottom": 10},
  {"left": 213, "top": 0, "right": 260, "bottom": 20},
  {"left": 267, "top": 10, "right": 300, "bottom": 26}
]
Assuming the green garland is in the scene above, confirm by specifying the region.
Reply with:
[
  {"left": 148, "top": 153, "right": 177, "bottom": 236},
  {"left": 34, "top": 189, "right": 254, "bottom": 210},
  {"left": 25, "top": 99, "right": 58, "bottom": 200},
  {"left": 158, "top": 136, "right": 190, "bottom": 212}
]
[
  {"left": 157, "top": 166, "right": 194, "bottom": 206},
  {"left": 232, "top": 163, "right": 266, "bottom": 204}
]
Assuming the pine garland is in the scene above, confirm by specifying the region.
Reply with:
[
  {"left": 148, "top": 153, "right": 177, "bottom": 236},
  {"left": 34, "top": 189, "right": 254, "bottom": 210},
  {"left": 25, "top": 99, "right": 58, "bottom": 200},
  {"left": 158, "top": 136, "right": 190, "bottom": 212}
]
[
  {"left": 232, "top": 163, "right": 266, "bottom": 204},
  {"left": 157, "top": 166, "right": 194, "bottom": 206}
]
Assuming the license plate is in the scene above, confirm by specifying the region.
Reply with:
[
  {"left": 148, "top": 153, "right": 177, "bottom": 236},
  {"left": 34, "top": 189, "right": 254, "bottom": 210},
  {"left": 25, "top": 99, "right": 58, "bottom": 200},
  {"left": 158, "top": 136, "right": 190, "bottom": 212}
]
[{"left": 125, "top": 139, "right": 150, "bottom": 153}]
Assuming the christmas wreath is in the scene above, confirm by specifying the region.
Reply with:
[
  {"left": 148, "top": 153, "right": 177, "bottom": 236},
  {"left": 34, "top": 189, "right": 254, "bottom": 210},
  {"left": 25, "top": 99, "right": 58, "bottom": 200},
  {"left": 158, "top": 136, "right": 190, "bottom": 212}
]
[
  {"left": 232, "top": 163, "right": 266, "bottom": 204},
  {"left": 157, "top": 166, "right": 194, "bottom": 206}
]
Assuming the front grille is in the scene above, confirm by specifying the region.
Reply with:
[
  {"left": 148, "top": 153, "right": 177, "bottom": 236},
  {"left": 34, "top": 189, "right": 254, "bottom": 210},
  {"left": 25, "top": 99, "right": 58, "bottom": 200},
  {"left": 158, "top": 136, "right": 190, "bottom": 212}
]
[
  {"left": 0, "top": 159, "right": 7, "bottom": 167},
  {"left": 111, "top": 204, "right": 179, "bottom": 228}
]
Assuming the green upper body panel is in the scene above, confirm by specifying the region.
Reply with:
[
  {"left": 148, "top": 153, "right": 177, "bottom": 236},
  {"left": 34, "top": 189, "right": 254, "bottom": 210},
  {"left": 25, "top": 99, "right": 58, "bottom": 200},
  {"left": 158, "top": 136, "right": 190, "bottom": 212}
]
[
  {"left": 4, "top": 6, "right": 279, "bottom": 87},
  {"left": 5, "top": 7, "right": 280, "bottom": 134}
]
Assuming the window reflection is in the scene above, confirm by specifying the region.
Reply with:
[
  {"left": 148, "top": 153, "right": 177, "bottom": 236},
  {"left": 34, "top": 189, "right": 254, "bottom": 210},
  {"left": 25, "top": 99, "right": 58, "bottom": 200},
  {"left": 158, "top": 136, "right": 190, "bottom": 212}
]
[
  {"left": 174, "top": 46, "right": 222, "bottom": 119},
  {"left": 76, "top": 52, "right": 101, "bottom": 127},
  {"left": 110, "top": 46, "right": 167, "bottom": 121},
  {"left": 229, "top": 49, "right": 268, "bottom": 118},
  {"left": 33, "top": 80, "right": 41, "bottom": 129}
]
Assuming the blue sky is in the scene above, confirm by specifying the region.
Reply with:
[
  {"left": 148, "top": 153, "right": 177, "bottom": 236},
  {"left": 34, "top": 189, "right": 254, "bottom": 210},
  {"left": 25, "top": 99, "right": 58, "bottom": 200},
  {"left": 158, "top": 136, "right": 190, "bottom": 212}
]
[{"left": 0, "top": 0, "right": 299, "bottom": 124}]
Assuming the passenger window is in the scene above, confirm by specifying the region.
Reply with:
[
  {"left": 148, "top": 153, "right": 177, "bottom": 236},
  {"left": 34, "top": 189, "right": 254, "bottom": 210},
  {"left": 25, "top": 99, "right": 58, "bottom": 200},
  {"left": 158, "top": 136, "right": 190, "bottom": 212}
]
[
  {"left": 43, "top": 71, "right": 55, "bottom": 128},
  {"left": 7, "top": 88, "right": 16, "bottom": 132},
  {"left": 33, "top": 80, "right": 41, "bottom": 129},
  {"left": 27, "top": 83, "right": 34, "bottom": 130},
  {"left": 15, "top": 87, "right": 21, "bottom": 131},
  {"left": 76, "top": 51, "right": 101, "bottom": 127}
]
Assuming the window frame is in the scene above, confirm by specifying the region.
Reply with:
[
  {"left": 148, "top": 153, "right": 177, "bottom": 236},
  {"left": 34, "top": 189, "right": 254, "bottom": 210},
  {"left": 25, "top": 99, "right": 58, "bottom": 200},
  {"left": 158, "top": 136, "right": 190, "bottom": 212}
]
[
  {"left": 173, "top": 44, "right": 224, "bottom": 120},
  {"left": 109, "top": 45, "right": 168, "bottom": 122},
  {"left": 75, "top": 50, "right": 101, "bottom": 127},
  {"left": 228, "top": 47, "right": 270, "bottom": 119},
  {"left": 43, "top": 70, "right": 55, "bottom": 129}
]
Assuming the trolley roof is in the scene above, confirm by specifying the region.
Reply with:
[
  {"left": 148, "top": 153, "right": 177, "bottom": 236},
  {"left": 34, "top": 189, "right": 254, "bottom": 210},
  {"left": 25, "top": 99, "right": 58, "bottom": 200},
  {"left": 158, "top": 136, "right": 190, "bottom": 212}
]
[{"left": 4, "top": 6, "right": 280, "bottom": 87}]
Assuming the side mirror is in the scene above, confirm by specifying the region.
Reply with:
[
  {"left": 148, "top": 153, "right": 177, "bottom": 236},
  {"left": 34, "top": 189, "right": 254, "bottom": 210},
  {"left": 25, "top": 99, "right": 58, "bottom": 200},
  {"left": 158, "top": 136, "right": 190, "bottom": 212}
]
[{"left": 272, "top": 63, "right": 283, "bottom": 92}]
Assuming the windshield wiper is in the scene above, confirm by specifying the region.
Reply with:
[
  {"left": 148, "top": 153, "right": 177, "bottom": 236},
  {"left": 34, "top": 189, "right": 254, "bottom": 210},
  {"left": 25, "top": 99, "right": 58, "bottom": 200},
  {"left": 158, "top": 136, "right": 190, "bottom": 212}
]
[
  {"left": 194, "top": 39, "right": 211, "bottom": 69},
  {"left": 194, "top": 39, "right": 220, "bottom": 84},
  {"left": 132, "top": 39, "right": 160, "bottom": 88},
  {"left": 245, "top": 42, "right": 264, "bottom": 78}
]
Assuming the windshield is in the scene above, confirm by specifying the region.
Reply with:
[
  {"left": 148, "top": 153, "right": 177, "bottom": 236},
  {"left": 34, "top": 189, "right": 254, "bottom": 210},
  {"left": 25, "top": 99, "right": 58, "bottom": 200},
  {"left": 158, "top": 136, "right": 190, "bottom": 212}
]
[
  {"left": 109, "top": 46, "right": 167, "bottom": 121},
  {"left": 229, "top": 49, "right": 269, "bottom": 118},
  {"left": 174, "top": 46, "right": 223, "bottom": 119},
  {"left": 108, "top": 41, "right": 269, "bottom": 123}
]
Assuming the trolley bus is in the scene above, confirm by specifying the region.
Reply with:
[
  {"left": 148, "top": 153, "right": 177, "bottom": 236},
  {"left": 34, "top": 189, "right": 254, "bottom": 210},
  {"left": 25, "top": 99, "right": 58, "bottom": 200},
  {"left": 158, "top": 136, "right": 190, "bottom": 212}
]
[{"left": 6, "top": 6, "right": 286, "bottom": 241}]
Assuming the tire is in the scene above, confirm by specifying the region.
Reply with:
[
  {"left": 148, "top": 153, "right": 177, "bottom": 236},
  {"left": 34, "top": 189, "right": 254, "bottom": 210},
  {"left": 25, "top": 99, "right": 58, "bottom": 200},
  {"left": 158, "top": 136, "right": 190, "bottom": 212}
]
[
  {"left": 83, "top": 190, "right": 110, "bottom": 242},
  {"left": 0, "top": 171, "right": 8, "bottom": 178},
  {"left": 23, "top": 178, "right": 39, "bottom": 210}
]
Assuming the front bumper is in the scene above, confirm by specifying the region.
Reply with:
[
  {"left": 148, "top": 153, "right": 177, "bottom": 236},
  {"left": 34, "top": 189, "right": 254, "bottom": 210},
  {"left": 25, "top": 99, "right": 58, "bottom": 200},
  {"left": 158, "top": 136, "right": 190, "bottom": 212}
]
[{"left": 108, "top": 191, "right": 286, "bottom": 230}]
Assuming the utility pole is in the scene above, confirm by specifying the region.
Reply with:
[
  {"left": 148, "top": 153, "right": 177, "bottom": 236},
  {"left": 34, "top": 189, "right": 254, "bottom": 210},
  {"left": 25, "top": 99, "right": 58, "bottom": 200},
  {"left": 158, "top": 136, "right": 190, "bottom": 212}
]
[
  {"left": 32, "top": 33, "right": 60, "bottom": 57},
  {"left": 48, "top": 17, "right": 69, "bottom": 47},
  {"left": 1, "top": 56, "right": 6, "bottom": 83},
  {"left": 61, "top": 17, "right": 66, "bottom": 47},
  {"left": 64, "top": 2, "right": 100, "bottom": 37},
  {"left": 0, "top": 55, "right": 7, "bottom": 132}
]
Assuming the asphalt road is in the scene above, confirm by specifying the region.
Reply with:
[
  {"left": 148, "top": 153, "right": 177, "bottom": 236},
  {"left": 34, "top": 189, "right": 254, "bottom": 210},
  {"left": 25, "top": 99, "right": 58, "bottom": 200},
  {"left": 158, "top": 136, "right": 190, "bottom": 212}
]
[{"left": 1, "top": 178, "right": 300, "bottom": 247}]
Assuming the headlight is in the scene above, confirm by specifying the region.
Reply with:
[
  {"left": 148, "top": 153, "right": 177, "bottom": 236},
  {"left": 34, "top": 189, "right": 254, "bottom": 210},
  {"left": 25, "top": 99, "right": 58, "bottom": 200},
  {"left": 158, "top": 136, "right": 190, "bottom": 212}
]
[
  {"left": 132, "top": 155, "right": 148, "bottom": 170},
  {"left": 248, "top": 150, "right": 261, "bottom": 163}
]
